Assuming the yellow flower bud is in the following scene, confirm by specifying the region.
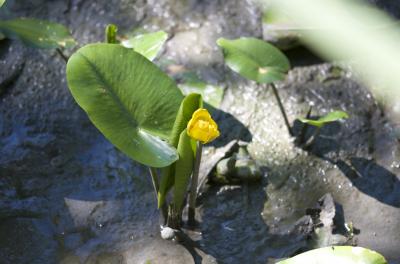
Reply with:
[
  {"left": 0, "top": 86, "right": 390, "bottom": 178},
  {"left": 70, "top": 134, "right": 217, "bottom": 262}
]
[{"left": 187, "top": 108, "right": 220, "bottom": 144}]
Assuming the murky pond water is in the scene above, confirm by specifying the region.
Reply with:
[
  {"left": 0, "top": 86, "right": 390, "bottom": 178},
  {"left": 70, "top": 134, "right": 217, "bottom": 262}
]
[{"left": 1, "top": 0, "right": 399, "bottom": 263}]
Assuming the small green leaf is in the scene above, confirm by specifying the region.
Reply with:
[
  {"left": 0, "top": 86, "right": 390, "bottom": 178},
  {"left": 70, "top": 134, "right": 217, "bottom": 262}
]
[
  {"left": 173, "top": 129, "right": 194, "bottom": 211},
  {"left": 0, "top": 18, "right": 76, "bottom": 49},
  {"left": 66, "top": 44, "right": 184, "bottom": 168},
  {"left": 178, "top": 72, "right": 224, "bottom": 108},
  {"left": 105, "top": 24, "right": 118, "bottom": 44},
  {"left": 121, "top": 31, "right": 168, "bottom": 61},
  {"left": 277, "top": 246, "right": 387, "bottom": 264},
  {"left": 0, "top": 0, "right": 5, "bottom": 8},
  {"left": 299, "top": 110, "right": 349, "bottom": 128},
  {"left": 217, "top": 37, "right": 290, "bottom": 84},
  {"left": 158, "top": 93, "right": 202, "bottom": 208}
]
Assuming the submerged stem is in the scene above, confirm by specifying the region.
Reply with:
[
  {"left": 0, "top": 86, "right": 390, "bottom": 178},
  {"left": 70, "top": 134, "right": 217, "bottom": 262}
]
[
  {"left": 56, "top": 48, "right": 69, "bottom": 63},
  {"left": 270, "top": 83, "right": 293, "bottom": 136},
  {"left": 303, "top": 126, "right": 321, "bottom": 148},
  {"left": 149, "top": 167, "right": 160, "bottom": 194},
  {"left": 297, "top": 106, "right": 313, "bottom": 144},
  {"left": 188, "top": 141, "right": 203, "bottom": 227},
  {"left": 148, "top": 167, "right": 168, "bottom": 224}
]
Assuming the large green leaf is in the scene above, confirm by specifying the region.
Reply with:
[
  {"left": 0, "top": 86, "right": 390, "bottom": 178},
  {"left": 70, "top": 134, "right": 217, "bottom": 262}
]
[
  {"left": 277, "top": 246, "right": 387, "bottom": 264},
  {"left": 217, "top": 37, "right": 290, "bottom": 84},
  {"left": 158, "top": 93, "right": 202, "bottom": 207},
  {"left": 0, "top": 18, "right": 76, "bottom": 49},
  {"left": 66, "top": 44, "right": 184, "bottom": 168},
  {"left": 298, "top": 110, "right": 349, "bottom": 128},
  {"left": 173, "top": 129, "right": 194, "bottom": 211},
  {"left": 0, "top": 0, "right": 5, "bottom": 8},
  {"left": 121, "top": 31, "right": 168, "bottom": 61}
]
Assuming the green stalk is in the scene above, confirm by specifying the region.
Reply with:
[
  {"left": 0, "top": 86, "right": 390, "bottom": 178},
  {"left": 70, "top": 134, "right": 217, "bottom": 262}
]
[
  {"left": 270, "top": 83, "right": 293, "bottom": 136},
  {"left": 56, "top": 48, "right": 68, "bottom": 63},
  {"left": 297, "top": 106, "right": 313, "bottom": 144},
  {"left": 149, "top": 167, "right": 168, "bottom": 224},
  {"left": 188, "top": 141, "right": 202, "bottom": 226}
]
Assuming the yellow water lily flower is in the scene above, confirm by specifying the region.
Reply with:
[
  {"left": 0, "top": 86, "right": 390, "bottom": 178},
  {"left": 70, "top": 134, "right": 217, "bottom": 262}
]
[{"left": 187, "top": 108, "right": 220, "bottom": 144}]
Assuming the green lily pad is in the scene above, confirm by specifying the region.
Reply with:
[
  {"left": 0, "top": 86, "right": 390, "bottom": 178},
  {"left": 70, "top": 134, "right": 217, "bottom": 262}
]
[
  {"left": 0, "top": 18, "right": 76, "bottom": 49},
  {"left": 66, "top": 44, "right": 184, "bottom": 168},
  {"left": 277, "top": 246, "right": 387, "bottom": 264},
  {"left": 299, "top": 110, "right": 349, "bottom": 128},
  {"left": 217, "top": 37, "right": 290, "bottom": 84},
  {"left": 121, "top": 31, "right": 168, "bottom": 61}
]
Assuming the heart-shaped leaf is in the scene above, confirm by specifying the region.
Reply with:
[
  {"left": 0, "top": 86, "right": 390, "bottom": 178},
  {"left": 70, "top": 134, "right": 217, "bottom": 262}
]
[
  {"left": 0, "top": 18, "right": 76, "bottom": 49},
  {"left": 299, "top": 110, "right": 349, "bottom": 128},
  {"left": 277, "top": 246, "right": 387, "bottom": 264},
  {"left": 66, "top": 44, "right": 184, "bottom": 168},
  {"left": 121, "top": 31, "right": 168, "bottom": 61},
  {"left": 217, "top": 37, "right": 290, "bottom": 84}
]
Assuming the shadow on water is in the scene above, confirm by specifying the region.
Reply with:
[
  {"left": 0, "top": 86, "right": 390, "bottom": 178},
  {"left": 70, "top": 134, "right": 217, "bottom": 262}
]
[
  {"left": 284, "top": 46, "right": 326, "bottom": 68},
  {"left": 292, "top": 117, "right": 400, "bottom": 208},
  {"left": 183, "top": 178, "right": 310, "bottom": 264},
  {"left": 333, "top": 158, "right": 400, "bottom": 208},
  {"left": 207, "top": 104, "right": 252, "bottom": 148},
  {"left": 292, "top": 117, "right": 343, "bottom": 157}
]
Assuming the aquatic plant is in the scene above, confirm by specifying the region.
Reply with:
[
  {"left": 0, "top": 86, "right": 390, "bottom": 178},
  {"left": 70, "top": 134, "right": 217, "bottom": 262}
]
[
  {"left": 105, "top": 24, "right": 167, "bottom": 62},
  {"left": 66, "top": 32, "right": 219, "bottom": 231},
  {"left": 186, "top": 108, "right": 219, "bottom": 224},
  {"left": 0, "top": 1, "right": 76, "bottom": 61},
  {"left": 298, "top": 110, "right": 349, "bottom": 147},
  {"left": 217, "top": 37, "right": 293, "bottom": 135}
]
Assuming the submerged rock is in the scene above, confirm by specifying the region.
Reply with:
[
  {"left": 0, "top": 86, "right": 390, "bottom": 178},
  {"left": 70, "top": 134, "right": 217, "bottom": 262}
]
[{"left": 213, "top": 145, "right": 263, "bottom": 184}]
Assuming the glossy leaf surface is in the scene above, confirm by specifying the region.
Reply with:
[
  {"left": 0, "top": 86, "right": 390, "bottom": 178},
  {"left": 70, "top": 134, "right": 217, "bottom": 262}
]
[
  {"left": 299, "top": 110, "right": 349, "bottom": 128},
  {"left": 277, "top": 246, "right": 387, "bottom": 264},
  {"left": 121, "top": 31, "right": 167, "bottom": 61},
  {"left": 0, "top": 18, "right": 76, "bottom": 49},
  {"left": 217, "top": 37, "right": 290, "bottom": 84},
  {"left": 67, "top": 44, "right": 183, "bottom": 167}
]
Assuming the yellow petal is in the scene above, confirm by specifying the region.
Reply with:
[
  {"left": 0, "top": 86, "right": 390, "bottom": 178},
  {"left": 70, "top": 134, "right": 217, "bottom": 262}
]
[{"left": 187, "top": 108, "right": 220, "bottom": 144}]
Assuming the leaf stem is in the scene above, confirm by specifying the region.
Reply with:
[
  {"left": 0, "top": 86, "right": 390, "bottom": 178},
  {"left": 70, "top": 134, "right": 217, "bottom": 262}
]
[
  {"left": 149, "top": 167, "right": 168, "bottom": 224},
  {"left": 188, "top": 141, "right": 202, "bottom": 227},
  {"left": 56, "top": 48, "right": 69, "bottom": 63},
  {"left": 270, "top": 83, "right": 293, "bottom": 136},
  {"left": 297, "top": 106, "right": 312, "bottom": 144}
]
